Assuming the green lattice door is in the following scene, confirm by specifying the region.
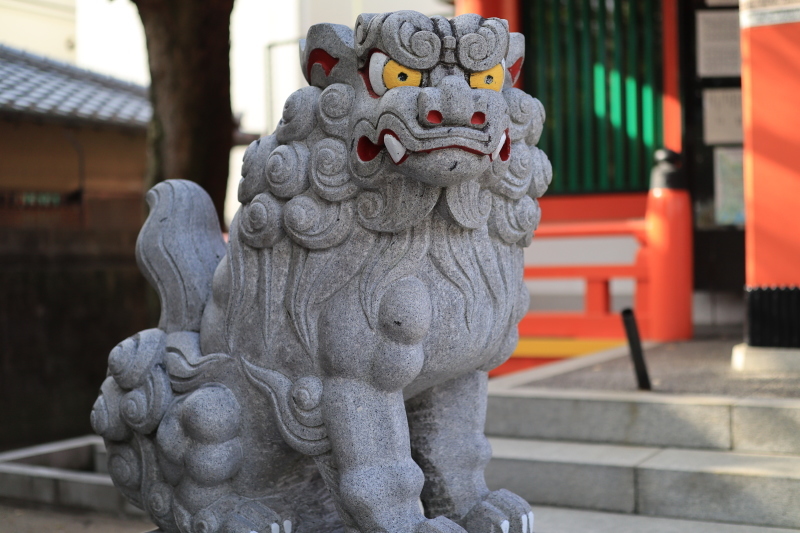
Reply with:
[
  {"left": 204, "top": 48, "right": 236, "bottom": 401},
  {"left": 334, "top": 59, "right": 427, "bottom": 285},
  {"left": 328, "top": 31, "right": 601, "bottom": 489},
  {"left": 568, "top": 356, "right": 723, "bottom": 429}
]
[{"left": 522, "top": 0, "right": 664, "bottom": 194}]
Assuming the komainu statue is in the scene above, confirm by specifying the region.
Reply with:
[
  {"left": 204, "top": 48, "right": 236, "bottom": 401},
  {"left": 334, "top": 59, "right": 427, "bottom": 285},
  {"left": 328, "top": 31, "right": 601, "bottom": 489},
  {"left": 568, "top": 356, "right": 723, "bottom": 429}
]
[{"left": 91, "top": 11, "right": 551, "bottom": 533}]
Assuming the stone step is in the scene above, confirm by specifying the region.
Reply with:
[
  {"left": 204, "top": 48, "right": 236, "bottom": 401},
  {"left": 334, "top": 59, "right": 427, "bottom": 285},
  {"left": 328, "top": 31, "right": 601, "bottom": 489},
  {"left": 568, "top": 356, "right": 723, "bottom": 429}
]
[
  {"left": 486, "top": 387, "right": 800, "bottom": 453},
  {"left": 486, "top": 437, "right": 800, "bottom": 530},
  {"left": 530, "top": 505, "right": 800, "bottom": 533}
]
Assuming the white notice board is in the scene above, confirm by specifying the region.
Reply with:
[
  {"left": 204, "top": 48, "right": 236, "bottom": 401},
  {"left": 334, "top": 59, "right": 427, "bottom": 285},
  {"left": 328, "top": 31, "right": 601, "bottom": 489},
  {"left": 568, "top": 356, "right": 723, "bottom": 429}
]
[
  {"left": 703, "top": 88, "right": 743, "bottom": 145},
  {"left": 714, "top": 147, "right": 745, "bottom": 226},
  {"left": 696, "top": 10, "right": 742, "bottom": 77}
]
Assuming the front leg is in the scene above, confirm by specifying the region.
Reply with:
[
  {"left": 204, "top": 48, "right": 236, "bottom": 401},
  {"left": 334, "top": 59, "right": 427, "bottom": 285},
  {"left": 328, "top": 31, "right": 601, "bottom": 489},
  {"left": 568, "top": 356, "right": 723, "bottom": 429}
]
[
  {"left": 318, "top": 278, "right": 466, "bottom": 533},
  {"left": 323, "top": 380, "right": 465, "bottom": 533},
  {"left": 406, "top": 371, "right": 533, "bottom": 533},
  {"left": 324, "top": 378, "right": 425, "bottom": 533}
]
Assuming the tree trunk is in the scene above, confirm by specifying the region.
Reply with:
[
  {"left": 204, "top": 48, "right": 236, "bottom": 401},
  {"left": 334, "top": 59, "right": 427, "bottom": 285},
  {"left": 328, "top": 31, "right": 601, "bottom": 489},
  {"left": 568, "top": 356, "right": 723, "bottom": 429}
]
[{"left": 132, "top": 0, "right": 235, "bottom": 229}]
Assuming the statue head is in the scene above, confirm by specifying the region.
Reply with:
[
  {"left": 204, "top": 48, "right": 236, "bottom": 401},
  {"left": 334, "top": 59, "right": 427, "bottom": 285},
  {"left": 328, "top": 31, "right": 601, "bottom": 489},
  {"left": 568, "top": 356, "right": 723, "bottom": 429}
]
[
  {"left": 239, "top": 11, "right": 549, "bottom": 248},
  {"left": 297, "top": 11, "right": 530, "bottom": 187}
]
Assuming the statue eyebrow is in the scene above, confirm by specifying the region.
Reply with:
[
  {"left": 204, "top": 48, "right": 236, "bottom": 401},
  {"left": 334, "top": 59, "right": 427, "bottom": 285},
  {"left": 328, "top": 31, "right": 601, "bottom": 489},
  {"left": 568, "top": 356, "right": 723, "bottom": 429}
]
[{"left": 441, "top": 36, "right": 457, "bottom": 64}]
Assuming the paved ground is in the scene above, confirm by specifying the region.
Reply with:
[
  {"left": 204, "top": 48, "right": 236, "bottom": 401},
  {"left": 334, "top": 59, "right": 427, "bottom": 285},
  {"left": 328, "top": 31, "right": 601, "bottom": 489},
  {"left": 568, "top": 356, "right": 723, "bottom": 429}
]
[
  {"left": 0, "top": 501, "right": 154, "bottom": 532},
  {"left": 3, "top": 502, "right": 799, "bottom": 533},
  {"left": 527, "top": 328, "right": 800, "bottom": 398},
  {"left": 532, "top": 506, "right": 800, "bottom": 533}
]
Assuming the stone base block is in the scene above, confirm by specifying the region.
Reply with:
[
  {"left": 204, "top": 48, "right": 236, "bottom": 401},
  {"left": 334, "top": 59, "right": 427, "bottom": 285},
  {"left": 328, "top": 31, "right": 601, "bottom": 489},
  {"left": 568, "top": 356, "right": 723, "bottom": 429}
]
[{"left": 732, "top": 343, "right": 800, "bottom": 373}]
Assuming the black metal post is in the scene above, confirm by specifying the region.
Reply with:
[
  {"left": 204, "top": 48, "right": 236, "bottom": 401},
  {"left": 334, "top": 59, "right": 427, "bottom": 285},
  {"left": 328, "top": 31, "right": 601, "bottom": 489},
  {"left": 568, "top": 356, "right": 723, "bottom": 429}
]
[{"left": 622, "top": 308, "right": 652, "bottom": 390}]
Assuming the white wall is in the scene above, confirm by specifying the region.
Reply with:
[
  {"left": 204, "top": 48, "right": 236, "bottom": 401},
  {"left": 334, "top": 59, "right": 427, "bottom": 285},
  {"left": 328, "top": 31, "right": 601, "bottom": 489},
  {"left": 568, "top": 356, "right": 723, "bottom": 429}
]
[
  {"left": 75, "top": 0, "right": 148, "bottom": 85},
  {"left": 0, "top": 0, "right": 76, "bottom": 62}
]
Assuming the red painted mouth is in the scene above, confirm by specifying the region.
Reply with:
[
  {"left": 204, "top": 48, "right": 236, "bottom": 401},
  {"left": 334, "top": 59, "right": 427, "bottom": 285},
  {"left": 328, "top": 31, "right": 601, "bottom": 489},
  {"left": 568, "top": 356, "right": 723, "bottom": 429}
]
[{"left": 357, "top": 129, "right": 510, "bottom": 165}]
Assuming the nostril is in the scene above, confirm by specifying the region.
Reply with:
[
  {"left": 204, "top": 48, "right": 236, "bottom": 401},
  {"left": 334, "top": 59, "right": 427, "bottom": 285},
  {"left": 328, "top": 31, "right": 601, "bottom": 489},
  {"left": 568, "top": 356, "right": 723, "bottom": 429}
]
[
  {"left": 427, "top": 110, "right": 443, "bottom": 124},
  {"left": 471, "top": 112, "right": 486, "bottom": 125}
]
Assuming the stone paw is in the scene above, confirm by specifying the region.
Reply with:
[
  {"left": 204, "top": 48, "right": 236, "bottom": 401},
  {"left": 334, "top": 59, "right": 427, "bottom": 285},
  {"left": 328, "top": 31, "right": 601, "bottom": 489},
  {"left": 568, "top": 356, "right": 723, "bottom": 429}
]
[
  {"left": 415, "top": 516, "right": 468, "bottom": 533},
  {"left": 221, "top": 500, "right": 292, "bottom": 533},
  {"left": 461, "top": 490, "right": 533, "bottom": 533}
]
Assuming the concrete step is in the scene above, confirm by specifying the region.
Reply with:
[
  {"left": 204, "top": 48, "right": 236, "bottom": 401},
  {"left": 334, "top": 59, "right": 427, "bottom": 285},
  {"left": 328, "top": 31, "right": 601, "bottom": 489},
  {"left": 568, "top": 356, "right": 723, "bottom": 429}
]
[
  {"left": 486, "top": 387, "right": 800, "bottom": 453},
  {"left": 486, "top": 437, "right": 800, "bottom": 530},
  {"left": 530, "top": 506, "right": 800, "bottom": 533}
]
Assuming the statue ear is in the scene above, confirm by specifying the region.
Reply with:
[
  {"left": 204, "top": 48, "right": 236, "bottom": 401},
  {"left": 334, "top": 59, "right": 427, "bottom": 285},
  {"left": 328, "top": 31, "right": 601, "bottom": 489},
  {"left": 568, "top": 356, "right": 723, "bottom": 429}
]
[
  {"left": 505, "top": 32, "right": 525, "bottom": 87},
  {"left": 300, "top": 23, "right": 357, "bottom": 88}
]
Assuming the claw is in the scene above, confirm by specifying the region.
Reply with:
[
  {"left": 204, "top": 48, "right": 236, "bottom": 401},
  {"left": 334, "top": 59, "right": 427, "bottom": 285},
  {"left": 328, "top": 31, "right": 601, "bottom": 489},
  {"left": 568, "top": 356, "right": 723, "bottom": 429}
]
[
  {"left": 221, "top": 501, "right": 281, "bottom": 533},
  {"left": 416, "top": 516, "right": 467, "bottom": 533}
]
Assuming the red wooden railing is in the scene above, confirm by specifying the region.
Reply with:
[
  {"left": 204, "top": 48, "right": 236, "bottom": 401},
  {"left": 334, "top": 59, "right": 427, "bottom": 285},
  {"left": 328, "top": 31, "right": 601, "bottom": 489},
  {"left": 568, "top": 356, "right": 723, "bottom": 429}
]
[{"left": 519, "top": 189, "right": 693, "bottom": 341}]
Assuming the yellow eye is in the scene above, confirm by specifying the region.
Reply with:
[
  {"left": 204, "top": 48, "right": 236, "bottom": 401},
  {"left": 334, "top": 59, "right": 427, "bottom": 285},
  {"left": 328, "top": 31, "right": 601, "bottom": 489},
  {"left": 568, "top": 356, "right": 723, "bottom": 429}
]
[
  {"left": 469, "top": 63, "right": 505, "bottom": 91},
  {"left": 382, "top": 60, "right": 422, "bottom": 90}
]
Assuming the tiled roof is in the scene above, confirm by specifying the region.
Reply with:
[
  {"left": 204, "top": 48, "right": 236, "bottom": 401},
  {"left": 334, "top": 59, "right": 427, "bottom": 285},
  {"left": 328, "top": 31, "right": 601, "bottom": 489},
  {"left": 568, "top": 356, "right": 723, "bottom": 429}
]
[{"left": 0, "top": 44, "right": 151, "bottom": 129}]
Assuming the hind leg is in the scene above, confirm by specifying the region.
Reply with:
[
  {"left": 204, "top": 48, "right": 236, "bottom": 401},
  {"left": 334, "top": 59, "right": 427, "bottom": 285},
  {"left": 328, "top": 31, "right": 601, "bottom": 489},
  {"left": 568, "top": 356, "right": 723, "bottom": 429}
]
[
  {"left": 156, "top": 378, "right": 337, "bottom": 533},
  {"left": 406, "top": 371, "right": 533, "bottom": 533}
]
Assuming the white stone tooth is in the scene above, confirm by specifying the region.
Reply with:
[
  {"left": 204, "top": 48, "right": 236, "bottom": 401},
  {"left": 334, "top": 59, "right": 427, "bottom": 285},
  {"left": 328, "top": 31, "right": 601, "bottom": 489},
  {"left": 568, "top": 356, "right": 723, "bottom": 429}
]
[
  {"left": 283, "top": 520, "right": 292, "bottom": 533},
  {"left": 528, "top": 511, "right": 535, "bottom": 533},
  {"left": 521, "top": 513, "right": 528, "bottom": 533},
  {"left": 491, "top": 132, "right": 507, "bottom": 161},
  {"left": 384, "top": 133, "right": 407, "bottom": 164},
  {"left": 271, "top": 523, "right": 280, "bottom": 533},
  {"left": 383, "top": 134, "right": 402, "bottom": 162},
  {"left": 501, "top": 519, "right": 510, "bottom": 533}
]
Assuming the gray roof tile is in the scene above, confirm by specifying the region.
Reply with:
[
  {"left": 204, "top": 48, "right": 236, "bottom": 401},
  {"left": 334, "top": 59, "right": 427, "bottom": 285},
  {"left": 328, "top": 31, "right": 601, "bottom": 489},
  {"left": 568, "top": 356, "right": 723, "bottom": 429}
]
[{"left": 0, "top": 44, "right": 151, "bottom": 129}]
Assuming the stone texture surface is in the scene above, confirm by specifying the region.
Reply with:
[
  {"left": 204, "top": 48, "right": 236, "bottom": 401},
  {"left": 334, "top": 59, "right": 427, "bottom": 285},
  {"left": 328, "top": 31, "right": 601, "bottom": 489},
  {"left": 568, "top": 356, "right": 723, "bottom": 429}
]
[
  {"left": 526, "top": 337, "right": 800, "bottom": 398},
  {"left": 732, "top": 343, "right": 800, "bottom": 373},
  {"left": 90, "top": 11, "right": 551, "bottom": 533},
  {"left": 486, "top": 389, "right": 732, "bottom": 449},
  {"left": 637, "top": 449, "right": 800, "bottom": 529},
  {"left": 486, "top": 438, "right": 658, "bottom": 514},
  {"left": 531, "top": 506, "right": 800, "bottom": 533},
  {"left": 0, "top": 504, "right": 154, "bottom": 533},
  {"left": 486, "top": 437, "right": 800, "bottom": 529},
  {"left": 5, "top": 503, "right": 800, "bottom": 533},
  {"left": 733, "top": 398, "right": 800, "bottom": 454}
]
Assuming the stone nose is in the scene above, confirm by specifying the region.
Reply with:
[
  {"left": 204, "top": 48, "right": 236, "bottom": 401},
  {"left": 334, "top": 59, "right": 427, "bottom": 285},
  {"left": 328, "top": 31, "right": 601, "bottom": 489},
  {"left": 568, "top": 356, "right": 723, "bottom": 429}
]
[{"left": 418, "top": 75, "right": 475, "bottom": 127}]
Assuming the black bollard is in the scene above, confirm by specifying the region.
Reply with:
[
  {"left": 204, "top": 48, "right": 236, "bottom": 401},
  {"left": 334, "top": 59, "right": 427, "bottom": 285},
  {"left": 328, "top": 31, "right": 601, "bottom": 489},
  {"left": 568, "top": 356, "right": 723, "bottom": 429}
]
[{"left": 622, "top": 308, "right": 652, "bottom": 390}]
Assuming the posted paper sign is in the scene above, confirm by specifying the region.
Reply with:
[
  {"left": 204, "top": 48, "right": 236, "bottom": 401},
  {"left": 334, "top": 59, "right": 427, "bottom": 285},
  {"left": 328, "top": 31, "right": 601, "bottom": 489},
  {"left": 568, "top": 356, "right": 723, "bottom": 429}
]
[
  {"left": 714, "top": 147, "right": 745, "bottom": 226},
  {"left": 703, "top": 88, "right": 744, "bottom": 145},
  {"left": 696, "top": 10, "right": 742, "bottom": 77}
]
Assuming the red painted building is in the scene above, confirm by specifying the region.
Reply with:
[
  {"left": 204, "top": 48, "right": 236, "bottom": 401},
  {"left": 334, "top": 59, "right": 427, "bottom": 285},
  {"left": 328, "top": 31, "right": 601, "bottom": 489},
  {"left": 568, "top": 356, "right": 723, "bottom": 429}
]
[{"left": 459, "top": 0, "right": 800, "bottom": 359}]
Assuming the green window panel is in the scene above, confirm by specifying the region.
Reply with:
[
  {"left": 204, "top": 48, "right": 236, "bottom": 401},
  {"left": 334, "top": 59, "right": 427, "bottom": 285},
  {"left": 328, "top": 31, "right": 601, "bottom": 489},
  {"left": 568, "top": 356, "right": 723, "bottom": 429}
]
[{"left": 522, "top": 0, "right": 663, "bottom": 194}]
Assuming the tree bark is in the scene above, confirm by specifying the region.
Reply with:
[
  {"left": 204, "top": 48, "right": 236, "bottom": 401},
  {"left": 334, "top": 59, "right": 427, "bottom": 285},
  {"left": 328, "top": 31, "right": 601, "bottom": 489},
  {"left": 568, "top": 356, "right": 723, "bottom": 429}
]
[{"left": 132, "top": 0, "right": 235, "bottom": 229}]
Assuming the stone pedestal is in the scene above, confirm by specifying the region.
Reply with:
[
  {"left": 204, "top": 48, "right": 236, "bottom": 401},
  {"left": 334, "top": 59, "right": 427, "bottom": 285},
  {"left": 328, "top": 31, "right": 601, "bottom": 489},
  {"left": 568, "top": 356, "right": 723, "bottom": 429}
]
[{"left": 732, "top": 343, "right": 800, "bottom": 373}]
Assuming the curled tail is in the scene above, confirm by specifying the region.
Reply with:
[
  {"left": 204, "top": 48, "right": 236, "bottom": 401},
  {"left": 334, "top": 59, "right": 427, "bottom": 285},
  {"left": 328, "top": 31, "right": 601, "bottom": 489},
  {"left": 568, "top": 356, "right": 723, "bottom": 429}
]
[{"left": 136, "top": 179, "right": 226, "bottom": 333}]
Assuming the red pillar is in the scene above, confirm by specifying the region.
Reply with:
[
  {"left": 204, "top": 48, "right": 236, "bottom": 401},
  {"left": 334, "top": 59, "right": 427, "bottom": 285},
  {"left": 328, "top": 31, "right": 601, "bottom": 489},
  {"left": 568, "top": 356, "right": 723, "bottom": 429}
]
[
  {"left": 454, "top": 0, "right": 520, "bottom": 33},
  {"left": 649, "top": 0, "right": 692, "bottom": 341},
  {"left": 661, "top": 0, "right": 682, "bottom": 153},
  {"left": 736, "top": 11, "right": 800, "bottom": 360},
  {"left": 645, "top": 187, "right": 694, "bottom": 341},
  {"left": 741, "top": 21, "right": 800, "bottom": 289}
]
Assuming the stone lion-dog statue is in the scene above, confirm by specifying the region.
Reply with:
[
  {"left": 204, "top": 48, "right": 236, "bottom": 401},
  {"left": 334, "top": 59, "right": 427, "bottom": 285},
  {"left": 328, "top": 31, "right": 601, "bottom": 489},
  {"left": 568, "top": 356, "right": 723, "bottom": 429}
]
[{"left": 91, "top": 10, "right": 551, "bottom": 533}]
